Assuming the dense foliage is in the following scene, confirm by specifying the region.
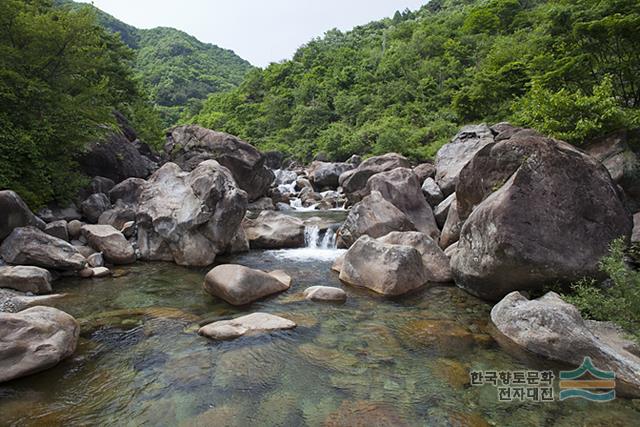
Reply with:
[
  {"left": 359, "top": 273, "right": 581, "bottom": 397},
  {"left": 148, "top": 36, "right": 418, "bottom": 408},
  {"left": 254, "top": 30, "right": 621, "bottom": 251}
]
[
  {"left": 0, "top": 0, "right": 158, "bottom": 207},
  {"left": 191, "top": 0, "right": 640, "bottom": 161},
  {"left": 66, "top": 1, "right": 254, "bottom": 126},
  {"left": 564, "top": 239, "right": 640, "bottom": 343}
]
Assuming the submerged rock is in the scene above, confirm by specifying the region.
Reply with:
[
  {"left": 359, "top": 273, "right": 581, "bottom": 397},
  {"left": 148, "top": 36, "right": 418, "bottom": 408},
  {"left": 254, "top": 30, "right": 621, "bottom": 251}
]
[
  {"left": 0, "top": 266, "right": 52, "bottom": 294},
  {"left": 399, "top": 319, "right": 476, "bottom": 355},
  {"left": 0, "top": 289, "right": 66, "bottom": 313},
  {"left": 491, "top": 292, "right": 640, "bottom": 397},
  {"left": 452, "top": 132, "right": 631, "bottom": 301},
  {"left": 165, "top": 125, "right": 274, "bottom": 201},
  {"left": 242, "top": 211, "right": 305, "bottom": 249},
  {"left": 339, "top": 235, "right": 427, "bottom": 296},
  {"left": 81, "top": 224, "right": 136, "bottom": 265},
  {"left": 198, "top": 312, "right": 296, "bottom": 340},
  {"left": 304, "top": 286, "right": 347, "bottom": 302},
  {"left": 0, "top": 306, "right": 79, "bottom": 383},
  {"left": 136, "top": 161, "right": 247, "bottom": 266},
  {"left": 324, "top": 400, "right": 410, "bottom": 427},
  {"left": 337, "top": 191, "right": 415, "bottom": 248},
  {"left": 203, "top": 264, "right": 291, "bottom": 306},
  {"left": 0, "top": 227, "right": 86, "bottom": 271},
  {"left": 0, "top": 190, "right": 45, "bottom": 241}
]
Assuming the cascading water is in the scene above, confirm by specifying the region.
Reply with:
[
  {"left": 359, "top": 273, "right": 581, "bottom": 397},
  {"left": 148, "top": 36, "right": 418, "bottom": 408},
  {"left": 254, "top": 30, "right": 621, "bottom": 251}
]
[{"left": 304, "top": 226, "right": 337, "bottom": 250}]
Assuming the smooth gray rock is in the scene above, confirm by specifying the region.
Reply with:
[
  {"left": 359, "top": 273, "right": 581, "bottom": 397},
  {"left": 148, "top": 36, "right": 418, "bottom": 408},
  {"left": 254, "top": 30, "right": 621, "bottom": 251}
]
[
  {"left": 304, "top": 286, "right": 347, "bottom": 302},
  {"left": 492, "top": 292, "right": 640, "bottom": 397},
  {"left": 337, "top": 191, "right": 415, "bottom": 248},
  {"left": 136, "top": 161, "right": 248, "bottom": 266},
  {"left": 203, "top": 264, "right": 291, "bottom": 306},
  {"left": 242, "top": 211, "right": 305, "bottom": 249},
  {"left": 0, "top": 266, "right": 52, "bottom": 294},
  {"left": 0, "top": 227, "right": 86, "bottom": 271},
  {"left": 340, "top": 153, "right": 411, "bottom": 201},
  {"left": 435, "top": 124, "right": 495, "bottom": 196},
  {"left": 366, "top": 167, "right": 440, "bottom": 241},
  {"left": 421, "top": 177, "right": 444, "bottom": 206},
  {"left": 339, "top": 235, "right": 427, "bottom": 296},
  {"left": 434, "top": 193, "right": 456, "bottom": 229},
  {"left": 307, "top": 161, "right": 354, "bottom": 189},
  {"left": 0, "top": 306, "right": 79, "bottom": 383},
  {"left": 82, "top": 225, "right": 136, "bottom": 265},
  {"left": 377, "top": 231, "right": 452, "bottom": 283},
  {"left": 199, "top": 312, "right": 296, "bottom": 340}
]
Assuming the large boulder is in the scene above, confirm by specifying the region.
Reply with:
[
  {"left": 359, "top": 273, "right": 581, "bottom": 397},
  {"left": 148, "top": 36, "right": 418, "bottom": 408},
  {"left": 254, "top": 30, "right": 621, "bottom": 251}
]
[
  {"left": 165, "top": 125, "right": 274, "bottom": 201},
  {"left": 0, "top": 227, "right": 86, "bottom": 271},
  {"left": 337, "top": 191, "right": 415, "bottom": 248},
  {"left": 242, "top": 211, "right": 305, "bottom": 249},
  {"left": 439, "top": 200, "right": 462, "bottom": 250},
  {"left": 80, "top": 193, "right": 111, "bottom": 224},
  {"left": 136, "top": 161, "right": 247, "bottom": 266},
  {"left": 366, "top": 167, "right": 440, "bottom": 241},
  {"left": 434, "top": 124, "right": 495, "bottom": 196},
  {"left": 339, "top": 153, "right": 411, "bottom": 201},
  {"left": 377, "top": 231, "right": 452, "bottom": 283},
  {"left": 79, "top": 133, "right": 156, "bottom": 183},
  {"left": 198, "top": 312, "right": 296, "bottom": 341},
  {"left": 451, "top": 132, "right": 632, "bottom": 301},
  {"left": 339, "top": 236, "right": 427, "bottom": 296},
  {"left": 203, "top": 264, "right": 291, "bottom": 306},
  {"left": 413, "top": 162, "right": 436, "bottom": 183},
  {"left": 0, "top": 266, "right": 52, "bottom": 294},
  {"left": 0, "top": 190, "right": 45, "bottom": 241},
  {"left": 307, "top": 161, "right": 354, "bottom": 189},
  {"left": 81, "top": 225, "right": 136, "bottom": 265},
  {"left": 0, "top": 306, "right": 79, "bottom": 383},
  {"left": 492, "top": 292, "right": 640, "bottom": 397}
]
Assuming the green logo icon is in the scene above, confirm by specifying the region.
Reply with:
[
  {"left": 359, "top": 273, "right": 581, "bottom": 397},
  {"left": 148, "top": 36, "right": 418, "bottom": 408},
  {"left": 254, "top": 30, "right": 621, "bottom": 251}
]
[{"left": 559, "top": 357, "right": 616, "bottom": 402}]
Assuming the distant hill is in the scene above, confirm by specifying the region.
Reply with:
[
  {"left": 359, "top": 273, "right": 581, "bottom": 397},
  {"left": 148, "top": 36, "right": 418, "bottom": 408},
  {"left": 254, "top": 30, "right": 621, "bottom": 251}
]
[{"left": 58, "top": 1, "right": 254, "bottom": 126}]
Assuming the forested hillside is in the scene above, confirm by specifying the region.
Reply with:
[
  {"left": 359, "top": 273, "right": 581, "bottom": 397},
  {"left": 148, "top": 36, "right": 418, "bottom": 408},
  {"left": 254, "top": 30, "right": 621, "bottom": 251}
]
[
  {"left": 63, "top": 0, "right": 254, "bottom": 125},
  {"left": 0, "top": 0, "right": 158, "bottom": 207},
  {"left": 191, "top": 0, "right": 640, "bottom": 161}
]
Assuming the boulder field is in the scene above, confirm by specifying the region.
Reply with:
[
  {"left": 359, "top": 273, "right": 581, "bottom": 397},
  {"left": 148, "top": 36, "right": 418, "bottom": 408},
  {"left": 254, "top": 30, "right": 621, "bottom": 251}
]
[{"left": 1, "top": 122, "right": 639, "bottom": 387}]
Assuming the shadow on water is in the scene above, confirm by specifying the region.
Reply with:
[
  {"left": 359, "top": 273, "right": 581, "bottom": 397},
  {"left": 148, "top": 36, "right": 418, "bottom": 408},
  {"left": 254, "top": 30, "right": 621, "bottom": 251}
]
[{"left": 1, "top": 233, "right": 639, "bottom": 425}]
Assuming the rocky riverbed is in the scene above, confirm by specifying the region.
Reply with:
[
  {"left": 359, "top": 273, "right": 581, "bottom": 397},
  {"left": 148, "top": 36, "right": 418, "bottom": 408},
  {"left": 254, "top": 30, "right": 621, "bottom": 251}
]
[{"left": 1, "top": 122, "right": 640, "bottom": 424}]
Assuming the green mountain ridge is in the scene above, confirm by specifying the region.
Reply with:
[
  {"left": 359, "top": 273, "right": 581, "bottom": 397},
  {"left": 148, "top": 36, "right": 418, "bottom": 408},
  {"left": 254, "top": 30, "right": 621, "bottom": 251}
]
[
  {"left": 60, "top": 0, "right": 254, "bottom": 125},
  {"left": 190, "top": 0, "right": 639, "bottom": 161}
]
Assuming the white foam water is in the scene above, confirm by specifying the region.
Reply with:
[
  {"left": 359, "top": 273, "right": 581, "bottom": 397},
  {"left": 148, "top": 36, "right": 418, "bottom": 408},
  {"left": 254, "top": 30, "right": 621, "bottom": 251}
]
[{"left": 268, "top": 226, "right": 343, "bottom": 261}]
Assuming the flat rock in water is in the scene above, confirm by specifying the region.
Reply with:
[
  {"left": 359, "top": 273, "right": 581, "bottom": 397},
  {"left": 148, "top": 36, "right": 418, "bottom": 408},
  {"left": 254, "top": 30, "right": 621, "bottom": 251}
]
[
  {"left": 304, "top": 286, "right": 347, "bottom": 302},
  {"left": 198, "top": 312, "right": 296, "bottom": 340},
  {"left": 203, "top": 264, "right": 291, "bottom": 306},
  {"left": 81, "top": 224, "right": 135, "bottom": 265}
]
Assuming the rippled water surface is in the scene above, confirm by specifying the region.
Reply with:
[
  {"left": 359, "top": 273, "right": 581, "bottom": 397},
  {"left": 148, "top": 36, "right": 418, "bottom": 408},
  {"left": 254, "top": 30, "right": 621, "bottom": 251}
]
[{"left": 1, "top": 248, "right": 639, "bottom": 425}]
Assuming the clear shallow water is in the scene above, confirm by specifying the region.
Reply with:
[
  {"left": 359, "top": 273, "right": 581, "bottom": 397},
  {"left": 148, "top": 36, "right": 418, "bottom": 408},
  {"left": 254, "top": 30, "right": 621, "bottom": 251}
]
[{"left": 1, "top": 253, "right": 639, "bottom": 425}]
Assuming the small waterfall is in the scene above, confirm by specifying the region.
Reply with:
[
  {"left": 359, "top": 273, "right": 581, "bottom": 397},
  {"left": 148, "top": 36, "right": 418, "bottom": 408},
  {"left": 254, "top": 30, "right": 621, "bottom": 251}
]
[{"left": 304, "top": 226, "right": 337, "bottom": 249}]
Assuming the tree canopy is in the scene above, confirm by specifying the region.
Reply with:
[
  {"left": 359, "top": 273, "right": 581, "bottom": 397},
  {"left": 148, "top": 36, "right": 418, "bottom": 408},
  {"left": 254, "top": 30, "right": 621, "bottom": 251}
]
[
  {"left": 190, "top": 0, "right": 640, "bottom": 161},
  {"left": 0, "top": 0, "right": 158, "bottom": 207}
]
